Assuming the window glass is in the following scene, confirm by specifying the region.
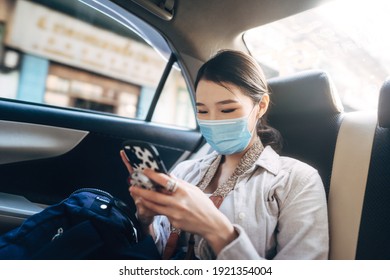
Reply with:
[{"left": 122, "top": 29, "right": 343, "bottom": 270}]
[
  {"left": 244, "top": 0, "right": 390, "bottom": 111},
  {"left": 0, "top": 0, "right": 195, "bottom": 128},
  {"left": 152, "top": 67, "right": 196, "bottom": 129}
]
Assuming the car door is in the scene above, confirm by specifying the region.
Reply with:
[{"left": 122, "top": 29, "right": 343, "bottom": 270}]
[{"left": 0, "top": 0, "right": 203, "bottom": 234}]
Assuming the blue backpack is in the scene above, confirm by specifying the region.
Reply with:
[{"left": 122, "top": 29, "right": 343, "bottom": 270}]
[{"left": 0, "top": 188, "right": 160, "bottom": 259}]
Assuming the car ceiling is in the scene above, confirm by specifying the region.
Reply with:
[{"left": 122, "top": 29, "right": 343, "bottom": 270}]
[{"left": 111, "top": 0, "right": 335, "bottom": 61}]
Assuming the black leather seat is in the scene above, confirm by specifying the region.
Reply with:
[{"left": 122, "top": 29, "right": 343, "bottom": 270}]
[
  {"left": 267, "top": 70, "right": 344, "bottom": 197},
  {"left": 356, "top": 78, "right": 390, "bottom": 259}
]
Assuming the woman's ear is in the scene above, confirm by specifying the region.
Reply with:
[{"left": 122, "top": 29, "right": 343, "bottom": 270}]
[{"left": 258, "top": 94, "right": 270, "bottom": 118}]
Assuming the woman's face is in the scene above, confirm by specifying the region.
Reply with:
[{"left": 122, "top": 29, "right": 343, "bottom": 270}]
[{"left": 196, "top": 79, "right": 268, "bottom": 121}]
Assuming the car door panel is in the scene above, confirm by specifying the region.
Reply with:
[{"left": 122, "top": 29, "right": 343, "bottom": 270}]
[
  {"left": 0, "top": 120, "right": 89, "bottom": 165},
  {"left": 0, "top": 99, "right": 202, "bottom": 217}
]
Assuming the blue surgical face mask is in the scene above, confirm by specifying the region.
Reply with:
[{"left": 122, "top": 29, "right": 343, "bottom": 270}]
[{"left": 197, "top": 107, "right": 257, "bottom": 155}]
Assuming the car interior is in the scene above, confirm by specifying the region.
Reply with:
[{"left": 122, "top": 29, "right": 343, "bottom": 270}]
[{"left": 0, "top": 0, "right": 389, "bottom": 260}]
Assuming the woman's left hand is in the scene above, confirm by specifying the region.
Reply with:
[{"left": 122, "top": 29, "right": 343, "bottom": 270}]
[{"left": 129, "top": 169, "right": 238, "bottom": 255}]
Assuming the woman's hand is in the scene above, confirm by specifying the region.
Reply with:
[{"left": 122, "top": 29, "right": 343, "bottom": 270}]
[
  {"left": 129, "top": 169, "right": 238, "bottom": 255},
  {"left": 120, "top": 150, "right": 157, "bottom": 227}
]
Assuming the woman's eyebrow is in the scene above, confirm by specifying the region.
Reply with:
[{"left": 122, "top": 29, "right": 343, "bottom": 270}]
[
  {"left": 216, "top": 99, "right": 239, "bottom": 105},
  {"left": 196, "top": 99, "right": 239, "bottom": 106}
]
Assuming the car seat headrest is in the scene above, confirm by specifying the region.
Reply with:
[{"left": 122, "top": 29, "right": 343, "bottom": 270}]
[
  {"left": 267, "top": 70, "right": 343, "bottom": 117},
  {"left": 378, "top": 78, "right": 390, "bottom": 128}
]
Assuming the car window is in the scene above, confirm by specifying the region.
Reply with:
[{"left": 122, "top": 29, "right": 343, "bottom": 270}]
[
  {"left": 0, "top": 0, "right": 196, "bottom": 128},
  {"left": 152, "top": 67, "right": 196, "bottom": 128},
  {"left": 244, "top": 0, "right": 390, "bottom": 112}
]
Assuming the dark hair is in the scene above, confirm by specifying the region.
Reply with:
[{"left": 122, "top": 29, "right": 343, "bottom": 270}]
[{"left": 194, "top": 50, "right": 283, "bottom": 153}]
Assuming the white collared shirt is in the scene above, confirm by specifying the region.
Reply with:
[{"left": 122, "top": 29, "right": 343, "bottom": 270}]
[{"left": 153, "top": 145, "right": 329, "bottom": 259}]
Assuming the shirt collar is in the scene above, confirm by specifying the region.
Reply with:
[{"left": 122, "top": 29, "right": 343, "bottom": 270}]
[{"left": 253, "top": 145, "right": 280, "bottom": 175}]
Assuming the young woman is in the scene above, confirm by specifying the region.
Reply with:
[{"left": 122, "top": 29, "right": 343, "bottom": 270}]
[{"left": 121, "top": 50, "right": 329, "bottom": 260}]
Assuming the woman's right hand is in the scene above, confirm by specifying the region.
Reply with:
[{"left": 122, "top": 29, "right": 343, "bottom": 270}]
[{"left": 120, "top": 150, "right": 157, "bottom": 227}]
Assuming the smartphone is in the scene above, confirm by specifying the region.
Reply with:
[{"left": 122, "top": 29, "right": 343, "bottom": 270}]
[{"left": 122, "top": 140, "right": 168, "bottom": 191}]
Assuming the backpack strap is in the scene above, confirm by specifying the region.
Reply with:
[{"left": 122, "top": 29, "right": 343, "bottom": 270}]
[{"left": 162, "top": 229, "right": 180, "bottom": 260}]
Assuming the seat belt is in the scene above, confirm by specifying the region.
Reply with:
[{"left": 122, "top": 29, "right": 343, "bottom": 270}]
[{"left": 328, "top": 111, "right": 377, "bottom": 259}]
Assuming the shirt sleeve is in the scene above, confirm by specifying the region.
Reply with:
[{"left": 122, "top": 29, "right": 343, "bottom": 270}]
[
  {"left": 152, "top": 215, "right": 171, "bottom": 255},
  {"left": 198, "top": 224, "right": 267, "bottom": 259},
  {"left": 198, "top": 170, "right": 329, "bottom": 260}
]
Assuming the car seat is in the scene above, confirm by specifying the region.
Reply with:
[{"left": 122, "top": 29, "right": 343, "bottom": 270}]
[
  {"left": 267, "top": 70, "right": 344, "bottom": 197},
  {"left": 354, "top": 78, "right": 390, "bottom": 259}
]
